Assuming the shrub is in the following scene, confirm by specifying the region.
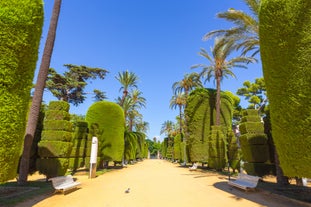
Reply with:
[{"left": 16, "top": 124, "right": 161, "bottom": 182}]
[
  {"left": 259, "top": 0, "right": 311, "bottom": 177},
  {"left": 0, "top": 0, "right": 43, "bottom": 182}
]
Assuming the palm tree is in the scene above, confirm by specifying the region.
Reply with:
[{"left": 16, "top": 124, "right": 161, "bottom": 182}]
[
  {"left": 203, "top": 0, "right": 260, "bottom": 57},
  {"left": 172, "top": 73, "right": 202, "bottom": 164},
  {"left": 18, "top": 0, "right": 62, "bottom": 184},
  {"left": 160, "top": 120, "right": 175, "bottom": 137},
  {"left": 172, "top": 73, "right": 202, "bottom": 98},
  {"left": 169, "top": 92, "right": 186, "bottom": 136},
  {"left": 192, "top": 37, "right": 255, "bottom": 126},
  {"left": 135, "top": 121, "right": 149, "bottom": 134},
  {"left": 115, "top": 70, "right": 138, "bottom": 107}
]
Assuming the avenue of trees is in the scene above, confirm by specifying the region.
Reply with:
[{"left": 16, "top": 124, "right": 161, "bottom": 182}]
[
  {"left": 0, "top": 0, "right": 310, "bottom": 189},
  {"left": 163, "top": 0, "right": 310, "bottom": 186}
]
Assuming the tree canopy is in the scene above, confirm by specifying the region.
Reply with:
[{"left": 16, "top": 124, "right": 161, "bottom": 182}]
[{"left": 46, "top": 64, "right": 108, "bottom": 106}]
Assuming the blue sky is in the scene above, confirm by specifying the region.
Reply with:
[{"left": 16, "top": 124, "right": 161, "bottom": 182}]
[{"left": 37, "top": 0, "right": 262, "bottom": 141}]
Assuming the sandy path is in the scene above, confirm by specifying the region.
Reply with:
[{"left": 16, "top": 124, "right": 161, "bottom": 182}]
[{"left": 17, "top": 159, "right": 309, "bottom": 207}]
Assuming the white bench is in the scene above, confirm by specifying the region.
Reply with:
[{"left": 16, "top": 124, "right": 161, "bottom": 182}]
[
  {"left": 189, "top": 163, "right": 198, "bottom": 171},
  {"left": 228, "top": 173, "right": 261, "bottom": 191},
  {"left": 49, "top": 175, "right": 81, "bottom": 194}
]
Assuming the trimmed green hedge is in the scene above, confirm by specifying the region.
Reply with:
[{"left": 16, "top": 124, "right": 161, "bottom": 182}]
[
  {"left": 41, "top": 131, "right": 72, "bottom": 142},
  {"left": 185, "top": 88, "right": 234, "bottom": 166},
  {"left": 239, "top": 109, "right": 271, "bottom": 175},
  {"left": 37, "top": 101, "right": 72, "bottom": 177},
  {"left": 86, "top": 101, "right": 125, "bottom": 163},
  {"left": 239, "top": 134, "right": 268, "bottom": 145},
  {"left": 68, "top": 121, "right": 88, "bottom": 170},
  {"left": 45, "top": 110, "right": 70, "bottom": 121},
  {"left": 173, "top": 134, "right": 182, "bottom": 161},
  {"left": 239, "top": 122, "right": 265, "bottom": 134},
  {"left": 38, "top": 141, "right": 72, "bottom": 158},
  {"left": 43, "top": 120, "right": 73, "bottom": 131},
  {"left": 259, "top": 0, "right": 311, "bottom": 177},
  {"left": 243, "top": 163, "right": 276, "bottom": 177},
  {"left": 0, "top": 0, "right": 43, "bottom": 183}
]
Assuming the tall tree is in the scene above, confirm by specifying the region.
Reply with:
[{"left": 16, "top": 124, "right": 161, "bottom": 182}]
[
  {"left": 203, "top": 0, "right": 260, "bottom": 57},
  {"left": 172, "top": 73, "right": 202, "bottom": 164},
  {"left": 169, "top": 92, "right": 186, "bottom": 136},
  {"left": 160, "top": 120, "right": 175, "bottom": 137},
  {"left": 115, "top": 70, "right": 138, "bottom": 107},
  {"left": 46, "top": 64, "right": 108, "bottom": 106},
  {"left": 18, "top": 0, "right": 61, "bottom": 184},
  {"left": 236, "top": 77, "right": 266, "bottom": 109},
  {"left": 192, "top": 37, "right": 255, "bottom": 125}
]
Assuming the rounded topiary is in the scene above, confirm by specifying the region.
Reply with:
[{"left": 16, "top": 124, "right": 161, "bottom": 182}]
[
  {"left": 259, "top": 0, "right": 311, "bottom": 177},
  {"left": 185, "top": 88, "right": 234, "bottom": 166},
  {"left": 85, "top": 101, "right": 125, "bottom": 163},
  {"left": 0, "top": 0, "right": 43, "bottom": 182}
]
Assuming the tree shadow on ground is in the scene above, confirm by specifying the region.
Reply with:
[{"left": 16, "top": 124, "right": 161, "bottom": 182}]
[{"left": 213, "top": 181, "right": 310, "bottom": 207}]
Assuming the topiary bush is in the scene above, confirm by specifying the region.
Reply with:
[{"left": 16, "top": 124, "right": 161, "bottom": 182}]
[
  {"left": 36, "top": 101, "right": 73, "bottom": 178},
  {"left": 0, "top": 0, "right": 43, "bottom": 183},
  {"left": 68, "top": 121, "right": 88, "bottom": 170},
  {"left": 239, "top": 109, "right": 273, "bottom": 176},
  {"left": 259, "top": 0, "right": 311, "bottom": 177},
  {"left": 185, "top": 88, "right": 234, "bottom": 167},
  {"left": 85, "top": 101, "right": 125, "bottom": 165}
]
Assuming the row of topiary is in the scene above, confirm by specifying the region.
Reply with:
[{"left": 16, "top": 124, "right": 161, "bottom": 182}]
[
  {"left": 162, "top": 88, "right": 275, "bottom": 176},
  {"left": 34, "top": 100, "right": 148, "bottom": 178}
]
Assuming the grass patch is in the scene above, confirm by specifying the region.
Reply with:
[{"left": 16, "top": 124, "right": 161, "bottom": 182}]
[{"left": 0, "top": 180, "right": 53, "bottom": 206}]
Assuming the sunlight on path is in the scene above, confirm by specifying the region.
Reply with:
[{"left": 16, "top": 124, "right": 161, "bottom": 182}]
[{"left": 24, "top": 159, "right": 304, "bottom": 207}]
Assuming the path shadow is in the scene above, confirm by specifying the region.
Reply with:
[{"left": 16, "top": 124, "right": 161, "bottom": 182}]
[{"left": 213, "top": 181, "right": 310, "bottom": 207}]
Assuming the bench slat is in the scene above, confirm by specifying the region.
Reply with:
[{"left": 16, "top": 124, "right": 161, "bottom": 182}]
[
  {"left": 49, "top": 175, "right": 80, "bottom": 194},
  {"left": 228, "top": 173, "right": 261, "bottom": 191}
]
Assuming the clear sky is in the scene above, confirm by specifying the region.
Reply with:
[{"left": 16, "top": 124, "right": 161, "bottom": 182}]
[{"left": 37, "top": 0, "right": 263, "bottom": 141}]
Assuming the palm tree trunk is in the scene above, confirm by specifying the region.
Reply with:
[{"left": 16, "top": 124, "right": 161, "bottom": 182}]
[
  {"left": 215, "top": 75, "right": 221, "bottom": 126},
  {"left": 18, "top": 0, "right": 62, "bottom": 185}
]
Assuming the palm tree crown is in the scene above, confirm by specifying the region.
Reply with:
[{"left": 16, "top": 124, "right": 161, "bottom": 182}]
[
  {"left": 203, "top": 0, "right": 260, "bottom": 57},
  {"left": 115, "top": 70, "right": 139, "bottom": 106},
  {"left": 192, "top": 37, "right": 255, "bottom": 125}
]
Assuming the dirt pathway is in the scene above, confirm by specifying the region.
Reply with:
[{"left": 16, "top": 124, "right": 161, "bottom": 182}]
[{"left": 17, "top": 159, "right": 309, "bottom": 207}]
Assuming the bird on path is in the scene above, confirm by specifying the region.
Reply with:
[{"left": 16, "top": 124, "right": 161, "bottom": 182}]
[{"left": 125, "top": 188, "right": 130, "bottom": 193}]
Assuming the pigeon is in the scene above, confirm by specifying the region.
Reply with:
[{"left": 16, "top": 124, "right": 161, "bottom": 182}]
[{"left": 125, "top": 188, "right": 130, "bottom": 193}]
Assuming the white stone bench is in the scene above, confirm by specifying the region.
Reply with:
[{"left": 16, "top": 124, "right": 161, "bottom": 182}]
[
  {"left": 228, "top": 173, "right": 261, "bottom": 191},
  {"left": 189, "top": 163, "right": 198, "bottom": 171},
  {"left": 49, "top": 175, "right": 80, "bottom": 194}
]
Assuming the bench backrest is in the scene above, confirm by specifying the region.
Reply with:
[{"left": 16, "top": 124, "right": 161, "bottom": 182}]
[
  {"left": 237, "top": 173, "right": 261, "bottom": 184},
  {"left": 49, "top": 175, "right": 74, "bottom": 187}
]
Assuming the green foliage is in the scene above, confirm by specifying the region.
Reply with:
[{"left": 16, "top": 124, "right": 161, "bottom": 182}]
[
  {"left": 239, "top": 109, "right": 272, "bottom": 175},
  {"left": 236, "top": 77, "right": 266, "bottom": 109},
  {"left": 173, "top": 134, "right": 182, "bottom": 161},
  {"left": 38, "top": 141, "right": 72, "bottom": 158},
  {"left": 86, "top": 101, "right": 125, "bottom": 163},
  {"left": 134, "top": 132, "right": 146, "bottom": 159},
  {"left": 243, "top": 163, "right": 276, "bottom": 177},
  {"left": 259, "top": 0, "right": 311, "bottom": 177},
  {"left": 36, "top": 158, "right": 69, "bottom": 178},
  {"left": 208, "top": 126, "right": 227, "bottom": 170},
  {"left": 0, "top": 0, "right": 43, "bottom": 182},
  {"left": 36, "top": 101, "right": 72, "bottom": 177},
  {"left": 41, "top": 131, "right": 72, "bottom": 142},
  {"left": 45, "top": 110, "right": 70, "bottom": 121},
  {"left": 185, "top": 88, "right": 233, "bottom": 164},
  {"left": 124, "top": 131, "right": 137, "bottom": 161},
  {"left": 146, "top": 139, "right": 161, "bottom": 157},
  {"left": 43, "top": 120, "right": 73, "bottom": 131},
  {"left": 48, "top": 101, "right": 70, "bottom": 111},
  {"left": 46, "top": 65, "right": 108, "bottom": 106}
]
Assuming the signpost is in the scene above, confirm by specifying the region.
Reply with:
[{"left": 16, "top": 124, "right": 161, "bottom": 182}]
[{"left": 89, "top": 136, "right": 98, "bottom": 179}]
